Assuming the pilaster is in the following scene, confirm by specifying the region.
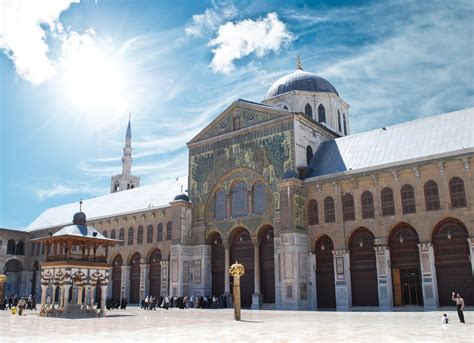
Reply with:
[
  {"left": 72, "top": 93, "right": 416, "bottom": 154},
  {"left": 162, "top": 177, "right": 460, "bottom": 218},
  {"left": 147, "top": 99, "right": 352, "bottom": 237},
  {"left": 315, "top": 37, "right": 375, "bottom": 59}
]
[
  {"left": 417, "top": 242, "right": 439, "bottom": 309},
  {"left": 140, "top": 260, "right": 148, "bottom": 300},
  {"left": 332, "top": 249, "right": 351, "bottom": 310},
  {"left": 373, "top": 242, "right": 393, "bottom": 310}
]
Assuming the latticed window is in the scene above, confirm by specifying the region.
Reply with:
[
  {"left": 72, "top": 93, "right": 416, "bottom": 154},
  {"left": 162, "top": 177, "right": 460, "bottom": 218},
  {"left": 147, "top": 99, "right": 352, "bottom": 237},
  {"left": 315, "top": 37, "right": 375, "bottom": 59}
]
[
  {"left": 110, "top": 229, "right": 116, "bottom": 240},
  {"left": 102, "top": 230, "right": 108, "bottom": 237},
  {"left": 214, "top": 188, "right": 226, "bottom": 220},
  {"left": 401, "top": 184, "right": 416, "bottom": 214},
  {"left": 147, "top": 225, "right": 154, "bottom": 243},
  {"left": 361, "top": 191, "right": 375, "bottom": 219},
  {"left": 324, "top": 197, "right": 335, "bottom": 223},
  {"left": 449, "top": 177, "right": 466, "bottom": 208},
  {"left": 166, "top": 222, "right": 172, "bottom": 240},
  {"left": 308, "top": 199, "right": 319, "bottom": 225},
  {"left": 119, "top": 228, "right": 125, "bottom": 246},
  {"left": 381, "top": 188, "right": 395, "bottom": 216},
  {"left": 424, "top": 180, "right": 440, "bottom": 211},
  {"left": 157, "top": 224, "right": 163, "bottom": 241},
  {"left": 127, "top": 227, "right": 134, "bottom": 246},
  {"left": 137, "top": 226, "right": 144, "bottom": 244},
  {"left": 342, "top": 193, "right": 355, "bottom": 221}
]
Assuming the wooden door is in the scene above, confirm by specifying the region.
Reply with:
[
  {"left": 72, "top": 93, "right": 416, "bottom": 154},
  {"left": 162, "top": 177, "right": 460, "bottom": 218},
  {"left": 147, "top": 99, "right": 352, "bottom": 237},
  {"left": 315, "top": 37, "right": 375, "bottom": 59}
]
[
  {"left": 315, "top": 235, "right": 336, "bottom": 308},
  {"left": 349, "top": 228, "right": 379, "bottom": 306},
  {"left": 260, "top": 229, "right": 275, "bottom": 304},
  {"left": 112, "top": 255, "right": 123, "bottom": 300},
  {"left": 230, "top": 230, "right": 254, "bottom": 307},
  {"left": 130, "top": 254, "right": 141, "bottom": 303},
  {"left": 211, "top": 239, "right": 225, "bottom": 297},
  {"left": 392, "top": 268, "right": 402, "bottom": 306}
]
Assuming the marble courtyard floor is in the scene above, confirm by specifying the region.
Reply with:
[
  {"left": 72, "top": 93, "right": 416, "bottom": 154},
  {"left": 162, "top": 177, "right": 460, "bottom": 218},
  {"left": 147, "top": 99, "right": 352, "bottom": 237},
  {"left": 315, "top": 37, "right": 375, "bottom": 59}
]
[{"left": 1, "top": 307, "right": 472, "bottom": 342}]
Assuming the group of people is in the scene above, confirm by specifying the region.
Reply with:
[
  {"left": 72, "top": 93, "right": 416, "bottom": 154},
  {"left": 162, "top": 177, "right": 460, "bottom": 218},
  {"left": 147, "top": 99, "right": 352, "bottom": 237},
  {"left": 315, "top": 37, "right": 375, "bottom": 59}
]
[
  {"left": 1, "top": 294, "right": 37, "bottom": 315},
  {"left": 140, "top": 294, "right": 229, "bottom": 311},
  {"left": 105, "top": 297, "right": 128, "bottom": 310}
]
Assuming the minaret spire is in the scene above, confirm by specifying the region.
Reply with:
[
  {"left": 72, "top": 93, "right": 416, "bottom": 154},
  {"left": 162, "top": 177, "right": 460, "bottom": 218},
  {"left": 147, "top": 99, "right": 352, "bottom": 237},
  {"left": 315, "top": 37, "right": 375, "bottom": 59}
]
[{"left": 296, "top": 54, "right": 303, "bottom": 70}]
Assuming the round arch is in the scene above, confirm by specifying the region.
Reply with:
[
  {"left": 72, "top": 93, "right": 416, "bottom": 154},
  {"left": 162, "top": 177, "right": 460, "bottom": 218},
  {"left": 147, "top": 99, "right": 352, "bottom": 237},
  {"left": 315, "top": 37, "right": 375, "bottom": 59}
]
[
  {"left": 315, "top": 235, "right": 336, "bottom": 308},
  {"left": 3, "top": 258, "right": 23, "bottom": 297},
  {"left": 148, "top": 248, "right": 163, "bottom": 298},
  {"left": 229, "top": 227, "right": 254, "bottom": 307},
  {"left": 349, "top": 227, "right": 378, "bottom": 306},
  {"left": 388, "top": 223, "right": 422, "bottom": 306},
  {"left": 432, "top": 217, "right": 473, "bottom": 306},
  {"left": 129, "top": 252, "right": 141, "bottom": 303}
]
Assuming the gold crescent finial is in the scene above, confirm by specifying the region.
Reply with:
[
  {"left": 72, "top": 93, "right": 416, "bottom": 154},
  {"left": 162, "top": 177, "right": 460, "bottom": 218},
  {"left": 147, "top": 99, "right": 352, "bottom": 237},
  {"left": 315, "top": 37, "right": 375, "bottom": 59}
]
[{"left": 296, "top": 54, "right": 303, "bottom": 70}]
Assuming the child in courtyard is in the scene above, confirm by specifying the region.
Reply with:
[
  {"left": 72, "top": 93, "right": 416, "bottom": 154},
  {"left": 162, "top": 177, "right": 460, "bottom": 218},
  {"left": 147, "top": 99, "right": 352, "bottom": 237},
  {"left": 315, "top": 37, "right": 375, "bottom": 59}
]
[{"left": 441, "top": 313, "right": 449, "bottom": 324}]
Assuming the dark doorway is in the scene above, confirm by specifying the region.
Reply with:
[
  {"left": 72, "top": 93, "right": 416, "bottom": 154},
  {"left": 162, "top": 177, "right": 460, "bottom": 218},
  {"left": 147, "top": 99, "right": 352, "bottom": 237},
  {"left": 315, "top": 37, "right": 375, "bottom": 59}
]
[
  {"left": 210, "top": 233, "right": 225, "bottom": 297},
  {"left": 149, "top": 249, "right": 162, "bottom": 297},
  {"left": 112, "top": 254, "right": 123, "bottom": 300},
  {"left": 129, "top": 253, "right": 141, "bottom": 303},
  {"left": 349, "top": 228, "right": 379, "bottom": 306},
  {"left": 315, "top": 235, "right": 336, "bottom": 308},
  {"left": 260, "top": 227, "right": 275, "bottom": 304},
  {"left": 230, "top": 228, "right": 254, "bottom": 307},
  {"left": 433, "top": 218, "right": 474, "bottom": 306}
]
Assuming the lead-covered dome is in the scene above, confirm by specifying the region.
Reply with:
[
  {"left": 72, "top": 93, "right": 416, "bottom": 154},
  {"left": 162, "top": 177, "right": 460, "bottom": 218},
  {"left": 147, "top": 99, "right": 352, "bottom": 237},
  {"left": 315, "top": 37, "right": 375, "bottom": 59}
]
[{"left": 264, "top": 69, "right": 339, "bottom": 100}]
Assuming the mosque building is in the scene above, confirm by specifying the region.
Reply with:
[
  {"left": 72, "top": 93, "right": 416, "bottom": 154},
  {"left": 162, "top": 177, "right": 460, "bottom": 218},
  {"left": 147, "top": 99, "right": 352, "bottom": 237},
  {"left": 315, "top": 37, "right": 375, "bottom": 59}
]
[{"left": 1, "top": 58, "right": 473, "bottom": 310}]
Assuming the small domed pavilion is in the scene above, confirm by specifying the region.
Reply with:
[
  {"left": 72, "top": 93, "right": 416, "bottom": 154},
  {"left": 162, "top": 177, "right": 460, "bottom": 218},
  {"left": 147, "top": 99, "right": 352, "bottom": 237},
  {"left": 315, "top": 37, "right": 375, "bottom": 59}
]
[{"left": 32, "top": 202, "right": 122, "bottom": 317}]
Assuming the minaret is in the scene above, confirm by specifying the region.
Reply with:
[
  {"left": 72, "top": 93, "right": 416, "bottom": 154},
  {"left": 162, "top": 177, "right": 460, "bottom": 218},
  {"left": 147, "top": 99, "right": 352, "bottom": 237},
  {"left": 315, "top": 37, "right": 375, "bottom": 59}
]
[{"left": 111, "top": 114, "right": 140, "bottom": 193}]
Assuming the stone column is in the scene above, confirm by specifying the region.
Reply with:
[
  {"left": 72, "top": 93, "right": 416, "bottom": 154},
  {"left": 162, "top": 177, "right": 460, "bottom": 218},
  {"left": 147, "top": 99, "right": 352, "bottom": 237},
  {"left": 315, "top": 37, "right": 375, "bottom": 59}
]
[
  {"left": 51, "top": 284, "right": 57, "bottom": 309},
  {"left": 332, "top": 249, "right": 351, "bottom": 310},
  {"left": 468, "top": 238, "right": 474, "bottom": 276},
  {"left": 58, "top": 285, "right": 64, "bottom": 309},
  {"left": 374, "top": 242, "right": 393, "bottom": 310},
  {"left": 63, "top": 283, "right": 71, "bottom": 313},
  {"left": 160, "top": 260, "right": 169, "bottom": 297},
  {"left": 417, "top": 243, "right": 439, "bottom": 309},
  {"left": 77, "top": 286, "right": 84, "bottom": 305},
  {"left": 100, "top": 285, "right": 107, "bottom": 314},
  {"left": 40, "top": 284, "right": 48, "bottom": 314},
  {"left": 89, "top": 286, "right": 95, "bottom": 308},
  {"left": 121, "top": 265, "right": 130, "bottom": 300},
  {"left": 252, "top": 239, "right": 263, "bottom": 309},
  {"left": 139, "top": 259, "right": 148, "bottom": 300},
  {"left": 310, "top": 253, "right": 317, "bottom": 309}
]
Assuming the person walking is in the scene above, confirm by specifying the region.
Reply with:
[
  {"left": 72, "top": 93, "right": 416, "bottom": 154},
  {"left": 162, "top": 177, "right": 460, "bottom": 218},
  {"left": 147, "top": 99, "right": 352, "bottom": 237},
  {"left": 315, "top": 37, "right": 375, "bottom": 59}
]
[
  {"left": 17, "top": 298, "right": 27, "bottom": 316},
  {"left": 451, "top": 292, "right": 465, "bottom": 323}
]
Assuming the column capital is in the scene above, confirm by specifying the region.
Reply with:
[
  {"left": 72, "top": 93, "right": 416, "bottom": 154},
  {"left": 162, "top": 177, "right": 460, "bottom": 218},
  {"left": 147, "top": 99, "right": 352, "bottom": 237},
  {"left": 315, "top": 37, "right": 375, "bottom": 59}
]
[
  {"left": 373, "top": 245, "right": 389, "bottom": 253},
  {"left": 332, "top": 249, "right": 347, "bottom": 256},
  {"left": 374, "top": 237, "right": 387, "bottom": 246},
  {"left": 417, "top": 242, "right": 433, "bottom": 251},
  {"left": 222, "top": 239, "right": 230, "bottom": 249},
  {"left": 252, "top": 237, "right": 260, "bottom": 246}
]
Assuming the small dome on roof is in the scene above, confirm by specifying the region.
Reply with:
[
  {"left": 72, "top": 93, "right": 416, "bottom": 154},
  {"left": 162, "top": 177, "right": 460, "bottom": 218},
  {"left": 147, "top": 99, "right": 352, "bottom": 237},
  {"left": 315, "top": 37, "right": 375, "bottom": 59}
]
[
  {"left": 173, "top": 194, "right": 190, "bottom": 202},
  {"left": 281, "top": 170, "right": 299, "bottom": 179},
  {"left": 264, "top": 69, "right": 338, "bottom": 100},
  {"left": 73, "top": 211, "right": 86, "bottom": 226}
]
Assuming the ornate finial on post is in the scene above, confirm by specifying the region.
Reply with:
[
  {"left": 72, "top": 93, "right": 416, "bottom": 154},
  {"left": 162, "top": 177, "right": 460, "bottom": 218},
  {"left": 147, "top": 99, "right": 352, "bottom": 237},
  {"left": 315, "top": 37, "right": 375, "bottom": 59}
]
[
  {"left": 296, "top": 54, "right": 303, "bottom": 70},
  {"left": 79, "top": 199, "right": 83, "bottom": 212},
  {"left": 229, "top": 261, "right": 245, "bottom": 321}
]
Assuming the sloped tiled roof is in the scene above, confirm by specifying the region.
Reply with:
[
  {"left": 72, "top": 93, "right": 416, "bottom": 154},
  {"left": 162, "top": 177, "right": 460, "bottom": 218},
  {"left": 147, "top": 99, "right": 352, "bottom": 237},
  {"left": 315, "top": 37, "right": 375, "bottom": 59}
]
[
  {"left": 308, "top": 108, "right": 474, "bottom": 178},
  {"left": 26, "top": 176, "right": 188, "bottom": 232}
]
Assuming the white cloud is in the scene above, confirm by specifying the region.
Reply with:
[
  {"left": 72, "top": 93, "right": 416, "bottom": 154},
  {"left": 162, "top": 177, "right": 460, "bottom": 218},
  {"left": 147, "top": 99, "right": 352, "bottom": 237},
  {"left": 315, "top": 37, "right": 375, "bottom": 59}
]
[
  {"left": 0, "top": 0, "right": 80, "bottom": 85},
  {"left": 209, "top": 13, "right": 294, "bottom": 74},
  {"left": 185, "top": 1, "right": 237, "bottom": 38},
  {"left": 36, "top": 183, "right": 103, "bottom": 201}
]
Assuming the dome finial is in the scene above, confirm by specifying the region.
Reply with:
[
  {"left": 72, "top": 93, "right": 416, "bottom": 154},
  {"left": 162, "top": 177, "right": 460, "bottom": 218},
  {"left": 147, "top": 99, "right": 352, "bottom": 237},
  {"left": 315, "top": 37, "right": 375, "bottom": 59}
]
[
  {"left": 296, "top": 54, "right": 303, "bottom": 70},
  {"left": 79, "top": 198, "right": 83, "bottom": 212}
]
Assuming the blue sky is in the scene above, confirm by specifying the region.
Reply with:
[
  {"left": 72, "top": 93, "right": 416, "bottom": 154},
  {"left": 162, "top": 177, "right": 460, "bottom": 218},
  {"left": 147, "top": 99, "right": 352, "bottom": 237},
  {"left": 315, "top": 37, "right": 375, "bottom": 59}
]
[{"left": 0, "top": 0, "right": 473, "bottom": 229}]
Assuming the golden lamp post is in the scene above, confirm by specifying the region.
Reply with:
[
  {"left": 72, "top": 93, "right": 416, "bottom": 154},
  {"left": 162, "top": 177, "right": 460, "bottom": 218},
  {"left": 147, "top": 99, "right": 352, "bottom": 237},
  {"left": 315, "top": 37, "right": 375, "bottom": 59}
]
[
  {"left": 0, "top": 274, "right": 6, "bottom": 307},
  {"left": 229, "top": 261, "right": 245, "bottom": 321}
]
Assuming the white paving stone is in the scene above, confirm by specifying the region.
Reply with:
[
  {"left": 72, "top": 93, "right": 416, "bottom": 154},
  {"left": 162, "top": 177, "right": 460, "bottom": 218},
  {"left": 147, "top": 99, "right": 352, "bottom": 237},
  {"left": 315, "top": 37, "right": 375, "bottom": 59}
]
[{"left": 2, "top": 307, "right": 473, "bottom": 342}]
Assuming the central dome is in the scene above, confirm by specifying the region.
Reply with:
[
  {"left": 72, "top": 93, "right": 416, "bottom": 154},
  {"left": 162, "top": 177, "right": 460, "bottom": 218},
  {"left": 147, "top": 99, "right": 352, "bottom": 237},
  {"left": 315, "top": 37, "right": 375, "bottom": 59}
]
[{"left": 264, "top": 69, "right": 339, "bottom": 100}]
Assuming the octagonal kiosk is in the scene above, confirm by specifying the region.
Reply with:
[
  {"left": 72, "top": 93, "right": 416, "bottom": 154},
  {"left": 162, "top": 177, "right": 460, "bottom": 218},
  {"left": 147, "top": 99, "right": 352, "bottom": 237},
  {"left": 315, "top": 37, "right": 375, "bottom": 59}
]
[{"left": 32, "top": 207, "right": 121, "bottom": 317}]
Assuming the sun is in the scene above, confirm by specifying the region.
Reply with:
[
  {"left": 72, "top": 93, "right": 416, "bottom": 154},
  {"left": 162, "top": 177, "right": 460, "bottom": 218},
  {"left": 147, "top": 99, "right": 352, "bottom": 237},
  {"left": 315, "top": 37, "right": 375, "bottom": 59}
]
[{"left": 58, "top": 35, "right": 127, "bottom": 125}]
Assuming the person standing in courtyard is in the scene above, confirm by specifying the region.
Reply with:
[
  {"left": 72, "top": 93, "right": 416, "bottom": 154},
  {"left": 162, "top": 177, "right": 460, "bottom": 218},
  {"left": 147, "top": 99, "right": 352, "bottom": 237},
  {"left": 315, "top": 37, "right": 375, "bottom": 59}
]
[{"left": 451, "top": 292, "right": 465, "bottom": 323}]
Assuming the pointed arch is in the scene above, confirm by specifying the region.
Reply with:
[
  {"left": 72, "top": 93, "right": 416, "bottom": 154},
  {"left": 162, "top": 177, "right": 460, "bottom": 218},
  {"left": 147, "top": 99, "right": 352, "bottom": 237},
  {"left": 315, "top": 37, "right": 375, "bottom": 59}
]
[
  {"left": 401, "top": 184, "right": 416, "bottom": 214},
  {"left": 304, "top": 103, "right": 313, "bottom": 118},
  {"left": 306, "top": 145, "right": 313, "bottom": 165},
  {"left": 318, "top": 104, "right": 326, "bottom": 123},
  {"left": 315, "top": 235, "right": 336, "bottom": 308}
]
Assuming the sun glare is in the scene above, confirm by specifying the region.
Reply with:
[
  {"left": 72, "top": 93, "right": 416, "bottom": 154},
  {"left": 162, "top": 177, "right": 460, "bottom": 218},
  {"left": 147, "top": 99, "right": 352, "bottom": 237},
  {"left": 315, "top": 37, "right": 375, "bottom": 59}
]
[{"left": 59, "top": 36, "right": 127, "bottom": 126}]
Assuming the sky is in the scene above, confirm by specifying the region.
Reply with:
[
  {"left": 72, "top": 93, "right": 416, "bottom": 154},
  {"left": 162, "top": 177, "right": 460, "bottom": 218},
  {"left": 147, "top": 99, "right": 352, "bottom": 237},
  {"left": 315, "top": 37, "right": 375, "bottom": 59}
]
[{"left": 0, "top": 0, "right": 473, "bottom": 229}]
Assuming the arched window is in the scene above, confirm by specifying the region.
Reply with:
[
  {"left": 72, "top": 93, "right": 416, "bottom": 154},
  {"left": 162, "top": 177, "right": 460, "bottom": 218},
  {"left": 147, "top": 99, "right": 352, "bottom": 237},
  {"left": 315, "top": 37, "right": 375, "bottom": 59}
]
[
  {"left": 381, "top": 188, "right": 395, "bottom": 216},
  {"left": 361, "top": 191, "right": 375, "bottom": 219},
  {"left": 304, "top": 103, "right": 312, "bottom": 118},
  {"left": 157, "top": 223, "right": 163, "bottom": 241},
  {"left": 318, "top": 104, "right": 326, "bottom": 123},
  {"left": 424, "top": 180, "right": 440, "bottom": 211},
  {"left": 7, "top": 239, "right": 15, "bottom": 254},
  {"left": 16, "top": 241, "right": 24, "bottom": 255},
  {"left": 110, "top": 229, "right": 116, "bottom": 240},
  {"left": 449, "top": 177, "right": 466, "bottom": 208},
  {"left": 127, "top": 227, "right": 134, "bottom": 245},
  {"left": 166, "top": 222, "right": 172, "bottom": 240},
  {"left": 214, "top": 188, "right": 226, "bottom": 220},
  {"left": 337, "top": 110, "right": 342, "bottom": 132},
  {"left": 253, "top": 181, "right": 266, "bottom": 215},
  {"left": 231, "top": 181, "right": 248, "bottom": 218},
  {"left": 308, "top": 199, "right": 319, "bottom": 225},
  {"left": 119, "top": 228, "right": 125, "bottom": 246},
  {"left": 343, "top": 113, "right": 347, "bottom": 135},
  {"left": 324, "top": 197, "right": 335, "bottom": 223},
  {"left": 342, "top": 193, "right": 355, "bottom": 221},
  {"left": 306, "top": 145, "right": 313, "bottom": 165},
  {"left": 147, "top": 225, "right": 154, "bottom": 243},
  {"left": 137, "top": 225, "right": 144, "bottom": 244},
  {"left": 401, "top": 184, "right": 416, "bottom": 214},
  {"left": 102, "top": 230, "right": 108, "bottom": 238}
]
